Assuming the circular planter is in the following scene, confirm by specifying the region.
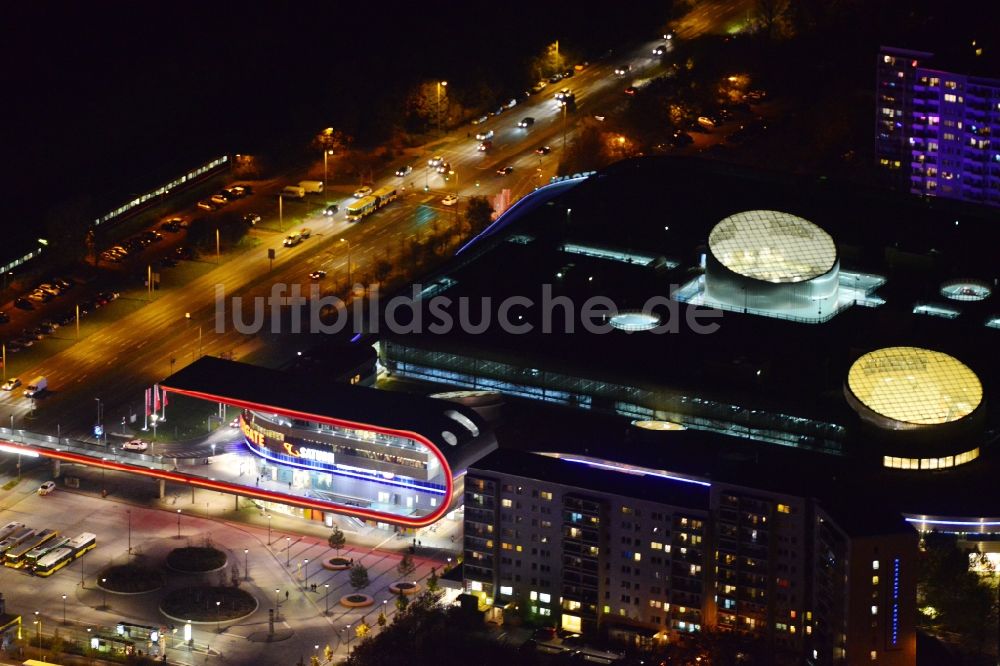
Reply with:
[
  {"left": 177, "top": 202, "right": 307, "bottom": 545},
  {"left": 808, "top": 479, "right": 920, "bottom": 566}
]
[
  {"left": 159, "top": 586, "right": 258, "bottom": 624},
  {"left": 98, "top": 564, "right": 164, "bottom": 594},
  {"left": 389, "top": 581, "right": 421, "bottom": 596},
  {"left": 322, "top": 557, "right": 352, "bottom": 571},
  {"left": 166, "top": 546, "right": 228, "bottom": 573},
  {"left": 340, "top": 593, "right": 375, "bottom": 608}
]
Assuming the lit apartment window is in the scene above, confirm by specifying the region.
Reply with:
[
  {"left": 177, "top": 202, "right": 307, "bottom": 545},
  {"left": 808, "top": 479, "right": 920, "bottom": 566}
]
[
  {"left": 500, "top": 586, "right": 513, "bottom": 596},
  {"left": 501, "top": 499, "right": 512, "bottom": 508},
  {"left": 871, "top": 605, "right": 878, "bottom": 615},
  {"left": 873, "top": 575, "right": 879, "bottom": 585},
  {"left": 944, "top": 93, "right": 958, "bottom": 103},
  {"left": 871, "top": 650, "right": 877, "bottom": 661},
  {"left": 777, "top": 504, "right": 791, "bottom": 514},
  {"left": 873, "top": 560, "right": 880, "bottom": 571},
  {"left": 621, "top": 506, "right": 634, "bottom": 515},
  {"left": 634, "top": 553, "right": 642, "bottom": 562},
  {"left": 516, "top": 545, "right": 523, "bottom": 552},
  {"left": 540, "top": 491, "right": 553, "bottom": 501},
  {"left": 530, "top": 591, "right": 538, "bottom": 601},
  {"left": 651, "top": 542, "right": 663, "bottom": 550}
]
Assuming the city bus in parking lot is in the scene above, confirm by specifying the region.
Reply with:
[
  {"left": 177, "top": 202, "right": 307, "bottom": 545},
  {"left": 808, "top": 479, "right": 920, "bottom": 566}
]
[
  {"left": 34, "top": 532, "right": 96, "bottom": 577},
  {"left": 6, "top": 529, "right": 58, "bottom": 568}
]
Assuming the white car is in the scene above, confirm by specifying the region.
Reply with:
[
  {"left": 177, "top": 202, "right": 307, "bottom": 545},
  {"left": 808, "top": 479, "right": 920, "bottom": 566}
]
[
  {"left": 122, "top": 439, "right": 149, "bottom": 452},
  {"left": 1, "top": 378, "right": 20, "bottom": 391},
  {"left": 353, "top": 186, "right": 373, "bottom": 199},
  {"left": 441, "top": 194, "right": 459, "bottom": 206},
  {"left": 38, "top": 481, "right": 56, "bottom": 496},
  {"left": 474, "top": 130, "right": 494, "bottom": 141}
]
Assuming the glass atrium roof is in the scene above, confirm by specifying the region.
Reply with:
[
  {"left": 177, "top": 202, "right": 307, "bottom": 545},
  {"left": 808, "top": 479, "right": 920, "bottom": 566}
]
[
  {"left": 709, "top": 210, "right": 837, "bottom": 283},
  {"left": 847, "top": 347, "right": 982, "bottom": 426}
]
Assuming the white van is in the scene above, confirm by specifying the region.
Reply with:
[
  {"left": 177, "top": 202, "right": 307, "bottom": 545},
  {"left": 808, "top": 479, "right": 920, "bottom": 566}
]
[
  {"left": 281, "top": 186, "right": 306, "bottom": 200},
  {"left": 24, "top": 376, "right": 47, "bottom": 398},
  {"left": 299, "top": 180, "right": 324, "bottom": 194}
]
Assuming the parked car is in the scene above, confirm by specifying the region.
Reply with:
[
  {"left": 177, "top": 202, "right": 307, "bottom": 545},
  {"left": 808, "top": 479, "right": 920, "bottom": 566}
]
[
  {"left": 37, "top": 481, "right": 56, "bottom": 496},
  {"left": 159, "top": 256, "right": 178, "bottom": 268},
  {"left": 160, "top": 218, "right": 183, "bottom": 232},
  {"left": 697, "top": 115, "right": 720, "bottom": 128},
  {"left": 243, "top": 212, "right": 262, "bottom": 225},
  {"left": 0, "top": 311, "right": 9, "bottom": 324},
  {"left": 14, "top": 298, "right": 34, "bottom": 310},
  {"left": 1, "top": 378, "right": 20, "bottom": 391},
  {"left": 210, "top": 193, "right": 229, "bottom": 206},
  {"left": 196, "top": 200, "right": 216, "bottom": 211},
  {"left": 441, "top": 194, "right": 459, "bottom": 206}
]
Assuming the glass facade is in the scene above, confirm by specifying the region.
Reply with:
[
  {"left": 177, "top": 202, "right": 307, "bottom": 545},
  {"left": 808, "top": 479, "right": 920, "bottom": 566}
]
[{"left": 883, "top": 447, "right": 980, "bottom": 470}]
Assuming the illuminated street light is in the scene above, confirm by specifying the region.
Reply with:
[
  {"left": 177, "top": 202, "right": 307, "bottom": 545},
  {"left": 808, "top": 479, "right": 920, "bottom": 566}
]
[{"left": 436, "top": 81, "right": 448, "bottom": 135}]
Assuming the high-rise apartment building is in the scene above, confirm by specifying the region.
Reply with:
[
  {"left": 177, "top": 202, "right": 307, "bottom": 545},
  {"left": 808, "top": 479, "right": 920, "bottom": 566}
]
[
  {"left": 464, "top": 450, "right": 917, "bottom": 665},
  {"left": 876, "top": 46, "right": 1000, "bottom": 206}
]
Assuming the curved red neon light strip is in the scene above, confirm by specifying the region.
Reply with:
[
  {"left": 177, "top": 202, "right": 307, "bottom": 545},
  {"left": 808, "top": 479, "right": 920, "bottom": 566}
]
[
  {"left": 0, "top": 389, "right": 454, "bottom": 529},
  {"left": 161, "top": 386, "right": 454, "bottom": 527}
]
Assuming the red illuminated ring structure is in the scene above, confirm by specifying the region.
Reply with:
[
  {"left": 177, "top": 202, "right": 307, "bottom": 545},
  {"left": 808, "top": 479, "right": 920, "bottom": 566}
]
[{"left": 1, "top": 387, "right": 454, "bottom": 529}]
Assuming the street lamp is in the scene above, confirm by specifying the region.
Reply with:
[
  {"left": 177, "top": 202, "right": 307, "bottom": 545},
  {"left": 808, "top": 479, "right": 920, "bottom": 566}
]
[
  {"left": 345, "top": 624, "right": 353, "bottom": 656},
  {"left": 275, "top": 589, "right": 281, "bottom": 620},
  {"left": 150, "top": 413, "right": 159, "bottom": 451},
  {"left": 215, "top": 600, "right": 221, "bottom": 633},
  {"left": 267, "top": 514, "right": 273, "bottom": 545},
  {"left": 303, "top": 558, "right": 310, "bottom": 588},
  {"left": 244, "top": 548, "right": 249, "bottom": 580},
  {"left": 33, "top": 611, "right": 41, "bottom": 653},
  {"left": 324, "top": 583, "right": 331, "bottom": 614},
  {"left": 323, "top": 149, "right": 334, "bottom": 187},
  {"left": 436, "top": 80, "right": 448, "bottom": 135},
  {"left": 62, "top": 594, "right": 67, "bottom": 625},
  {"left": 127, "top": 509, "right": 132, "bottom": 556},
  {"left": 339, "top": 238, "right": 352, "bottom": 289},
  {"left": 100, "top": 578, "right": 107, "bottom": 609},
  {"left": 176, "top": 509, "right": 182, "bottom": 538},
  {"left": 285, "top": 537, "right": 291, "bottom": 567}
]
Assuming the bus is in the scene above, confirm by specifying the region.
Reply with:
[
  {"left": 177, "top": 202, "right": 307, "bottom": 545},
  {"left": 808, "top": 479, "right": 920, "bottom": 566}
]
[
  {"left": 6, "top": 529, "right": 57, "bottom": 568},
  {"left": 33, "top": 533, "right": 95, "bottom": 577},
  {"left": 66, "top": 532, "right": 97, "bottom": 557},
  {"left": 33, "top": 548, "right": 73, "bottom": 577},
  {"left": 25, "top": 536, "right": 70, "bottom": 569},
  {"left": 346, "top": 195, "right": 378, "bottom": 221},
  {"left": 0, "top": 522, "right": 24, "bottom": 542},
  {"left": 0, "top": 528, "right": 36, "bottom": 555},
  {"left": 371, "top": 186, "right": 398, "bottom": 209}
]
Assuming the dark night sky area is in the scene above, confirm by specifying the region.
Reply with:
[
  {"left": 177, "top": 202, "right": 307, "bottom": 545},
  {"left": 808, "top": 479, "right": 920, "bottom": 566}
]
[{"left": 0, "top": 1, "right": 670, "bottom": 250}]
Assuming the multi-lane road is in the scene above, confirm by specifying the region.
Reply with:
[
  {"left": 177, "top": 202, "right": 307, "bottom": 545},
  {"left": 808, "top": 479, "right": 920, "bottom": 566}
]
[{"left": 0, "top": 37, "right": 673, "bottom": 444}]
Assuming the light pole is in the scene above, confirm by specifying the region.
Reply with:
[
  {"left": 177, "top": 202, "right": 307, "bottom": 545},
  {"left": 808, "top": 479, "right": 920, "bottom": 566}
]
[
  {"left": 267, "top": 514, "right": 272, "bottom": 545},
  {"left": 176, "top": 509, "right": 181, "bottom": 538},
  {"left": 303, "top": 558, "right": 310, "bottom": 588},
  {"left": 323, "top": 149, "right": 334, "bottom": 188},
  {"left": 345, "top": 624, "right": 353, "bottom": 656},
  {"left": 285, "top": 537, "right": 291, "bottom": 567},
  {"left": 275, "top": 589, "right": 281, "bottom": 621},
  {"left": 244, "top": 548, "right": 249, "bottom": 580},
  {"left": 436, "top": 80, "right": 448, "bottom": 135},
  {"left": 215, "top": 600, "right": 221, "bottom": 633},
  {"left": 33, "top": 611, "right": 41, "bottom": 653},
  {"left": 94, "top": 397, "right": 103, "bottom": 445},
  {"left": 324, "top": 584, "right": 331, "bottom": 614},
  {"left": 62, "top": 594, "right": 67, "bottom": 625},
  {"left": 100, "top": 578, "right": 107, "bottom": 610},
  {"left": 150, "top": 413, "right": 159, "bottom": 454},
  {"left": 339, "top": 238, "right": 352, "bottom": 289},
  {"left": 127, "top": 509, "right": 132, "bottom": 557}
]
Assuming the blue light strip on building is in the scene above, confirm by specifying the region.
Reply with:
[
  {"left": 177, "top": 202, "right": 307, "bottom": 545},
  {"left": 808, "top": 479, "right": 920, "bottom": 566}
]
[
  {"left": 559, "top": 456, "right": 711, "bottom": 487},
  {"left": 890, "top": 558, "right": 900, "bottom": 647},
  {"left": 245, "top": 439, "right": 446, "bottom": 495},
  {"left": 905, "top": 517, "right": 1000, "bottom": 527}
]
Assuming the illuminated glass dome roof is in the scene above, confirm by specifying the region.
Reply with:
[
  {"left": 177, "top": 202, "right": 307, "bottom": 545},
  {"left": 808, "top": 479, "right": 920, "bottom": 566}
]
[
  {"left": 708, "top": 210, "right": 837, "bottom": 283},
  {"left": 940, "top": 279, "right": 991, "bottom": 302},
  {"left": 847, "top": 347, "right": 982, "bottom": 426}
]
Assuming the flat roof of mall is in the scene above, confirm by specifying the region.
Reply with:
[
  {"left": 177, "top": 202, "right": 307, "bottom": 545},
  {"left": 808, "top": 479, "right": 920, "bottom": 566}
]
[
  {"left": 162, "top": 356, "right": 494, "bottom": 460},
  {"left": 384, "top": 156, "right": 999, "bottom": 448}
]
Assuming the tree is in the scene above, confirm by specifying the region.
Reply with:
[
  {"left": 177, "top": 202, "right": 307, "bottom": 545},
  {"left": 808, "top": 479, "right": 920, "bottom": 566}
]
[
  {"left": 374, "top": 259, "right": 392, "bottom": 284},
  {"left": 395, "top": 590, "right": 409, "bottom": 612},
  {"left": 328, "top": 526, "right": 346, "bottom": 555},
  {"left": 465, "top": 196, "right": 494, "bottom": 233},
  {"left": 350, "top": 563, "right": 369, "bottom": 591},
  {"left": 427, "top": 567, "right": 439, "bottom": 593},
  {"left": 377, "top": 609, "right": 387, "bottom": 628},
  {"left": 355, "top": 618, "right": 370, "bottom": 640},
  {"left": 405, "top": 81, "right": 450, "bottom": 134},
  {"left": 397, "top": 552, "right": 416, "bottom": 579},
  {"left": 529, "top": 41, "right": 567, "bottom": 81}
]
